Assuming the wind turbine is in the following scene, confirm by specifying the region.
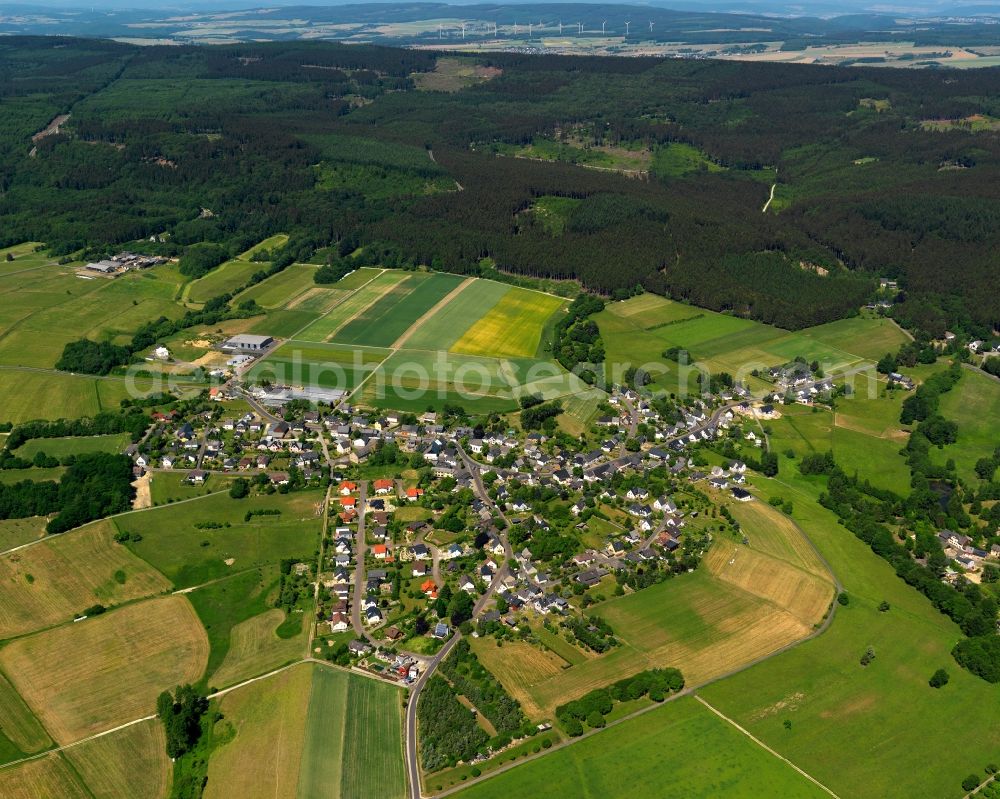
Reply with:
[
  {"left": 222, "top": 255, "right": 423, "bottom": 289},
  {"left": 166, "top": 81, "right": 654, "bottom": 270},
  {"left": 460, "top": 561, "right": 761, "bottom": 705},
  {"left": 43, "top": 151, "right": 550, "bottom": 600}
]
[
  {"left": 528, "top": 22, "right": 532, "bottom": 37},
  {"left": 649, "top": 21, "right": 654, "bottom": 33},
  {"left": 437, "top": 23, "right": 442, "bottom": 38},
  {"left": 624, "top": 20, "right": 631, "bottom": 37},
  {"left": 558, "top": 19, "right": 563, "bottom": 34},
  {"left": 461, "top": 22, "right": 466, "bottom": 39},
  {"left": 601, "top": 20, "right": 606, "bottom": 35},
  {"left": 514, "top": 20, "right": 518, "bottom": 35},
  {"left": 577, "top": 21, "right": 583, "bottom": 34}
]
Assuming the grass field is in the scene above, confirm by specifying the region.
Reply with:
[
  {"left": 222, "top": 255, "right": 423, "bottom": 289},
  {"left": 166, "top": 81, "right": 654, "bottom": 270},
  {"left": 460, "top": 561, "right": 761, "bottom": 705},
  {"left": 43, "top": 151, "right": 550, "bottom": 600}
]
[
  {"left": 936, "top": 368, "right": 1000, "bottom": 483},
  {"left": 0, "top": 266, "right": 184, "bottom": 368},
  {"left": 699, "top": 473, "right": 1000, "bottom": 799},
  {"left": 0, "top": 753, "right": 92, "bottom": 799},
  {"left": 0, "top": 670, "right": 52, "bottom": 762},
  {"left": 652, "top": 142, "right": 726, "bottom": 177},
  {"left": 336, "top": 272, "right": 465, "bottom": 348},
  {"left": 187, "top": 259, "right": 262, "bottom": 304},
  {"left": 0, "top": 371, "right": 142, "bottom": 423},
  {"left": 451, "top": 288, "right": 565, "bottom": 359},
  {"left": 297, "top": 664, "right": 407, "bottom": 799},
  {"left": 187, "top": 566, "right": 281, "bottom": 684},
  {"left": 234, "top": 263, "right": 320, "bottom": 309},
  {"left": 1, "top": 595, "right": 208, "bottom": 743},
  {"left": 0, "top": 520, "right": 172, "bottom": 638},
  {"left": 14, "top": 433, "right": 130, "bottom": 460},
  {"left": 205, "top": 663, "right": 313, "bottom": 799},
  {"left": 453, "top": 695, "right": 827, "bottom": 799},
  {"left": 0, "top": 467, "right": 65, "bottom": 485},
  {"left": 118, "top": 489, "right": 323, "bottom": 588},
  {"left": 248, "top": 340, "right": 389, "bottom": 392},
  {"left": 64, "top": 718, "right": 171, "bottom": 799},
  {"left": 470, "top": 640, "right": 570, "bottom": 719},
  {"left": 149, "top": 471, "right": 234, "bottom": 505},
  {"left": 209, "top": 608, "right": 307, "bottom": 689},
  {"left": 0, "top": 518, "right": 46, "bottom": 552},
  {"left": 768, "top": 401, "right": 912, "bottom": 495},
  {"left": 596, "top": 295, "right": 902, "bottom": 394},
  {"left": 532, "top": 624, "right": 590, "bottom": 666}
]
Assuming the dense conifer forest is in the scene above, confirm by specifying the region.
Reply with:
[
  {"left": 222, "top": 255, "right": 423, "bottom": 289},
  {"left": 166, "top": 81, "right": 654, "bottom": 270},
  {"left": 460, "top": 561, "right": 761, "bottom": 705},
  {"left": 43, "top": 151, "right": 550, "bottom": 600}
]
[{"left": 3, "top": 37, "right": 999, "bottom": 336}]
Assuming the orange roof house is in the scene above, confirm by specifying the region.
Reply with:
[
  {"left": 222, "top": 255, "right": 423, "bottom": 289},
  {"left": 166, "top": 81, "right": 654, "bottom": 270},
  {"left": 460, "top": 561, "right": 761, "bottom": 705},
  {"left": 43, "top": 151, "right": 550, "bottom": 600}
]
[
  {"left": 340, "top": 496, "right": 356, "bottom": 508},
  {"left": 373, "top": 479, "right": 393, "bottom": 494},
  {"left": 338, "top": 481, "right": 357, "bottom": 495},
  {"left": 421, "top": 579, "right": 437, "bottom": 595},
  {"left": 405, "top": 487, "right": 424, "bottom": 501},
  {"left": 372, "top": 544, "right": 388, "bottom": 559}
]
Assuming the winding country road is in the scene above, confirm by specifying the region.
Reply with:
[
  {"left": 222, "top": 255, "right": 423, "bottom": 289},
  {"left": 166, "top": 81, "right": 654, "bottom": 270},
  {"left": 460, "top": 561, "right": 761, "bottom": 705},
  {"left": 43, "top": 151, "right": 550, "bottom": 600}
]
[{"left": 404, "top": 445, "right": 513, "bottom": 799}]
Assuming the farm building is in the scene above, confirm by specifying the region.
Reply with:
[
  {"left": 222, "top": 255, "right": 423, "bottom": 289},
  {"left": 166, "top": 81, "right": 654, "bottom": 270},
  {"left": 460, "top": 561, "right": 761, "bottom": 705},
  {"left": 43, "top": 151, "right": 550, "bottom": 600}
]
[{"left": 221, "top": 334, "right": 274, "bottom": 352}]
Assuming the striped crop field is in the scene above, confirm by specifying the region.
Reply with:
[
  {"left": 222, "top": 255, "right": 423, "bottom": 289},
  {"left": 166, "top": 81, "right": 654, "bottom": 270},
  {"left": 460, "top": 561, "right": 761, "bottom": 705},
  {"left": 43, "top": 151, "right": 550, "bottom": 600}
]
[{"left": 451, "top": 287, "right": 565, "bottom": 358}]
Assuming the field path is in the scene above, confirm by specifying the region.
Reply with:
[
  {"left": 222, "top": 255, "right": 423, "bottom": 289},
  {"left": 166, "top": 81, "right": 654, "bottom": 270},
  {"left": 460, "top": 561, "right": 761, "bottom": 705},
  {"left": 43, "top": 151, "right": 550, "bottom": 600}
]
[
  {"left": 762, "top": 181, "right": 777, "bottom": 213},
  {"left": 391, "top": 277, "right": 474, "bottom": 349},
  {"left": 694, "top": 696, "right": 842, "bottom": 798}
]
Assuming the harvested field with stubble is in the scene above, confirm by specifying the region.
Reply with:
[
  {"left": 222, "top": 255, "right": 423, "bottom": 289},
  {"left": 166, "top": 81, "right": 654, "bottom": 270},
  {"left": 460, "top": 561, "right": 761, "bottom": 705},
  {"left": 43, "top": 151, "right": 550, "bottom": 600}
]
[
  {"left": 514, "top": 554, "right": 827, "bottom": 719},
  {"left": 205, "top": 662, "right": 313, "bottom": 799},
  {"left": 0, "top": 521, "right": 172, "bottom": 639},
  {"left": 209, "top": 608, "right": 307, "bottom": 689},
  {"left": 703, "top": 544, "right": 834, "bottom": 627},
  {"left": 0, "top": 595, "right": 209, "bottom": 743},
  {"left": 470, "top": 639, "right": 568, "bottom": 719},
  {"left": 725, "top": 500, "right": 830, "bottom": 579},
  {"left": 0, "top": 753, "right": 91, "bottom": 799},
  {"left": 64, "top": 718, "right": 171, "bottom": 799}
]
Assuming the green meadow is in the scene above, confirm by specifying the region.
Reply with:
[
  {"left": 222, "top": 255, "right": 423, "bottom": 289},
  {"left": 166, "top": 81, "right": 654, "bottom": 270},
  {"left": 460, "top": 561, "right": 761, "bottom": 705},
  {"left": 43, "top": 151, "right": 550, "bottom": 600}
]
[
  {"left": 15, "top": 433, "right": 130, "bottom": 460},
  {"left": 234, "top": 263, "right": 320, "bottom": 309},
  {"left": 117, "top": 489, "right": 323, "bottom": 588},
  {"left": 699, "top": 474, "right": 1000, "bottom": 799},
  {"left": 453, "top": 695, "right": 827, "bottom": 799}
]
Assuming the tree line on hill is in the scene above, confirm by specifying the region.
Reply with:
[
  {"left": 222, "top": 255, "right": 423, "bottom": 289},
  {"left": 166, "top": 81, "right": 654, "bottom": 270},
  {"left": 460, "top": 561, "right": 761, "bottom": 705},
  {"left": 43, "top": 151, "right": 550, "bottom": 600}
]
[{"left": 0, "top": 453, "right": 135, "bottom": 534}]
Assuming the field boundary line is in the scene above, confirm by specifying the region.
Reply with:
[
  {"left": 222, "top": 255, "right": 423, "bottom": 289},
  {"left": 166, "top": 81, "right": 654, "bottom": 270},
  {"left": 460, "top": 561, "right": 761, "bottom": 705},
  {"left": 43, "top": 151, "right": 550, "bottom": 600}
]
[
  {"left": 323, "top": 271, "right": 408, "bottom": 343},
  {"left": 0, "top": 488, "right": 233, "bottom": 557},
  {"left": 286, "top": 268, "right": 386, "bottom": 343},
  {"left": 391, "top": 277, "right": 475, "bottom": 349},
  {"left": 694, "top": 695, "right": 842, "bottom": 799}
]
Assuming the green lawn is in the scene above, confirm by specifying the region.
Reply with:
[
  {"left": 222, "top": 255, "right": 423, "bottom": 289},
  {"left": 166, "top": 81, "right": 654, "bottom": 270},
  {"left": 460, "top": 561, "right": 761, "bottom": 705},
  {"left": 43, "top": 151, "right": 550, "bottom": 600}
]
[
  {"left": 452, "top": 695, "right": 827, "bottom": 799},
  {"left": 117, "top": 489, "right": 323, "bottom": 588}
]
